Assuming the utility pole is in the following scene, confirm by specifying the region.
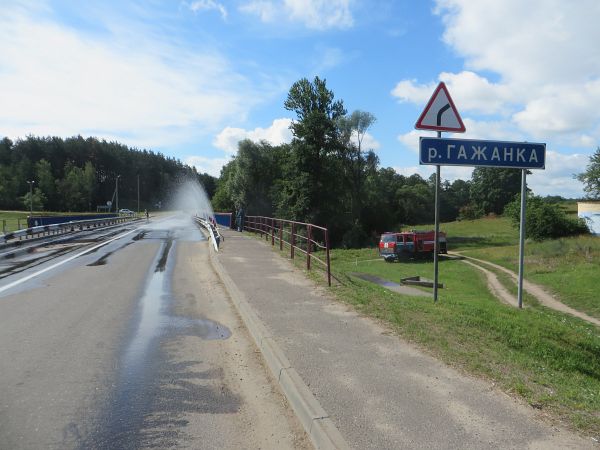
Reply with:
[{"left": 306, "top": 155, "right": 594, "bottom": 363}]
[
  {"left": 116, "top": 175, "right": 121, "bottom": 213},
  {"left": 26, "top": 180, "right": 35, "bottom": 215},
  {"left": 137, "top": 174, "right": 140, "bottom": 214}
]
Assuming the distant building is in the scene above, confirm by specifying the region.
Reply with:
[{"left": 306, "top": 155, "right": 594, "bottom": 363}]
[{"left": 578, "top": 202, "right": 600, "bottom": 235}]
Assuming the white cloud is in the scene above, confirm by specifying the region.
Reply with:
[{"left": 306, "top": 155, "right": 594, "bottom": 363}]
[
  {"left": 428, "top": 0, "right": 600, "bottom": 140},
  {"left": 240, "top": 0, "right": 354, "bottom": 30},
  {"left": 513, "top": 79, "right": 600, "bottom": 138},
  {"left": 353, "top": 131, "right": 380, "bottom": 151},
  {"left": 391, "top": 71, "right": 512, "bottom": 116},
  {"left": 435, "top": 0, "right": 600, "bottom": 86},
  {"left": 185, "top": 155, "right": 232, "bottom": 177},
  {"left": 397, "top": 129, "right": 438, "bottom": 154},
  {"left": 187, "top": 0, "right": 228, "bottom": 20},
  {"left": 213, "top": 118, "right": 293, "bottom": 152},
  {"left": 394, "top": 2, "right": 600, "bottom": 146},
  {"left": 528, "top": 150, "right": 588, "bottom": 198},
  {"left": 459, "top": 118, "right": 521, "bottom": 141},
  {"left": 391, "top": 79, "right": 436, "bottom": 105},
  {"left": 311, "top": 46, "right": 346, "bottom": 74},
  {"left": 0, "top": 3, "right": 258, "bottom": 148},
  {"left": 239, "top": 0, "right": 278, "bottom": 22}
]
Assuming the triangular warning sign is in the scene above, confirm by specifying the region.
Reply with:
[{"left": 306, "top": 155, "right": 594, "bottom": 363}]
[{"left": 415, "top": 82, "right": 466, "bottom": 132}]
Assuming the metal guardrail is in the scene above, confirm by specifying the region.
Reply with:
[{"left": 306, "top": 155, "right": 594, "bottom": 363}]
[
  {"left": 0, "top": 216, "right": 136, "bottom": 244},
  {"left": 244, "top": 215, "right": 331, "bottom": 286},
  {"left": 193, "top": 216, "right": 221, "bottom": 252}
]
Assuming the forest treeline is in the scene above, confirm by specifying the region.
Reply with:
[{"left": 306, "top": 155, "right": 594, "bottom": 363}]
[
  {"left": 211, "top": 77, "right": 546, "bottom": 246},
  {"left": 0, "top": 135, "right": 216, "bottom": 213}
]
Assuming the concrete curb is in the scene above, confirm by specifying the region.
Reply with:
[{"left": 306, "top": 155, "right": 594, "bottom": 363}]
[{"left": 207, "top": 240, "right": 350, "bottom": 450}]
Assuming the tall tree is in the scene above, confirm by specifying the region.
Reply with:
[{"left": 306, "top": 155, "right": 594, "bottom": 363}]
[
  {"left": 282, "top": 76, "right": 347, "bottom": 224},
  {"left": 337, "top": 110, "right": 377, "bottom": 223},
  {"left": 576, "top": 147, "right": 600, "bottom": 199},
  {"left": 36, "top": 159, "right": 57, "bottom": 210}
]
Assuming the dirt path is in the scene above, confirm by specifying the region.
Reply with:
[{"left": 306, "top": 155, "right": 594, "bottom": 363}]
[{"left": 451, "top": 252, "right": 600, "bottom": 327}]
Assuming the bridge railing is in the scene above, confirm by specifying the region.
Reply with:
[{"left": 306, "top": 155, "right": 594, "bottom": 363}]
[
  {"left": 193, "top": 216, "right": 221, "bottom": 252},
  {"left": 0, "top": 216, "right": 136, "bottom": 245},
  {"left": 244, "top": 215, "right": 331, "bottom": 286}
]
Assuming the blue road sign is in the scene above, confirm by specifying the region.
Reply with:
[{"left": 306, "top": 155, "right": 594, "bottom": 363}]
[{"left": 420, "top": 137, "right": 546, "bottom": 169}]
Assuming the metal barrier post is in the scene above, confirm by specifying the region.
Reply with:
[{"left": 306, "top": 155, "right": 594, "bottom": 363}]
[
  {"left": 279, "top": 220, "right": 283, "bottom": 250},
  {"left": 271, "top": 218, "right": 275, "bottom": 246},
  {"left": 307, "top": 225, "right": 312, "bottom": 270},
  {"left": 291, "top": 222, "right": 296, "bottom": 259},
  {"left": 265, "top": 217, "right": 269, "bottom": 242},
  {"left": 325, "top": 228, "right": 331, "bottom": 287}
]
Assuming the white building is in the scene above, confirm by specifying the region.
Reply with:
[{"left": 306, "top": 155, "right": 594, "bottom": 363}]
[{"left": 578, "top": 202, "right": 600, "bottom": 235}]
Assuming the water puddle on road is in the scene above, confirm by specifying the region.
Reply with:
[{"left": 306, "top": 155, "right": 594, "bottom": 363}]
[
  {"left": 81, "top": 232, "right": 231, "bottom": 449},
  {"left": 122, "top": 237, "right": 231, "bottom": 366}
]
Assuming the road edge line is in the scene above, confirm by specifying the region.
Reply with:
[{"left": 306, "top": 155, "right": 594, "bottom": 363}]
[{"left": 207, "top": 244, "right": 350, "bottom": 450}]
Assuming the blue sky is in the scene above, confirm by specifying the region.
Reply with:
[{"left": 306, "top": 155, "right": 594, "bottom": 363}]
[{"left": 2, "top": 0, "right": 599, "bottom": 197}]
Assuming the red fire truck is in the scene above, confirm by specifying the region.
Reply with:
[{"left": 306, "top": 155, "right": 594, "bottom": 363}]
[{"left": 379, "top": 230, "right": 447, "bottom": 262}]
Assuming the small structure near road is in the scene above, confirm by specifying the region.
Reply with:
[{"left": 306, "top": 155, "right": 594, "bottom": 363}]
[
  {"left": 578, "top": 201, "right": 600, "bottom": 235},
  {"left": 401, "top": 276, "right": 444, "bottom": 289},
  {"left": 350, "top": 273, "right": 431, "bottom": 297}
]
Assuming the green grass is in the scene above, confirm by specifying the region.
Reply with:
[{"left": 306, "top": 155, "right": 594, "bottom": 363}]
[
  {"left": 326, "top": 248, "right": 600, "bottom": 436},
  {"left": 428, "top": 216, "right": 519, "bottom": 250},
  {"left": 462, "top": 236, "right": 600, "bottom": 320},
  {"left": 421, "top": 214, "right": 599, "bottom": 320}
]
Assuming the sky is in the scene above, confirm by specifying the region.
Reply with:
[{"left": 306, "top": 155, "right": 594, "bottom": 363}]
[{"left": 1, "top": 0, "right": 599, "bottom": 198}]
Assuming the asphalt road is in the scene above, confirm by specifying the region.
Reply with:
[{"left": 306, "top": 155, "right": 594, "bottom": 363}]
[{"left": 0, "top": 215, "right": 309, "bottom": 449}]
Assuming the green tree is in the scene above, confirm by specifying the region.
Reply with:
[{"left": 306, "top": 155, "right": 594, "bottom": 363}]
[
  {"left": 337, "top": 110, "right": 377, "bottom": 224},
  {"left": 57, "top": 162, "right": 86, "bottom": 211},
  {"left": 35, "top": 159, "right": 57, "bottom": 210},
  {"left": 281, "top": 76, "right": 347, "bottom": 225},
  {"left": 470, "top": 167, "right": 523, "bottom": 215},
  {"left": 229, "top": 139, "right": 283, "bottom": 215},
  {"left": 211, "top": 160, "right": 236, "bottom": 212},
  {"left": 82, "top": 161, "right": 97, "bottom": 210},
  {"left": 576, "top": 147, "right": 600, "bottom": 199},
  {"left": 20, "top": 187, "right": 47, "bottom": 212}
]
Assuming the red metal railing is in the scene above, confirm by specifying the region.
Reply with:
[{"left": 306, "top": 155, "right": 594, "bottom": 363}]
[{"left": 244, "top": 215, "right": 331, "bottom": 286}]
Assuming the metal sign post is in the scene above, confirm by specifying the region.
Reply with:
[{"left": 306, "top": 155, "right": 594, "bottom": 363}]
[
  {"left": 517, "top": 169, "right": 527, "bottom": 308},
  {"left": 433, "top": 132, "right": 441, "bottom": 302},
  {"left": 415, "top": 82, "right": 465, "bottom": 303},
  {"left": 433, "top": 166, "right": 441, "bottom": 302}
]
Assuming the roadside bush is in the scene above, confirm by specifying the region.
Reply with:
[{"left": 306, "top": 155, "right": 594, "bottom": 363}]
[{"left": 504, "top": 195, "right": 589, "bottom": 240}]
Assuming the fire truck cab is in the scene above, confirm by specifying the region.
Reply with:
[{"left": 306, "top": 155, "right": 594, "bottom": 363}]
[{"left": 379, "top": 230, "right": 447, "bottom": 262}]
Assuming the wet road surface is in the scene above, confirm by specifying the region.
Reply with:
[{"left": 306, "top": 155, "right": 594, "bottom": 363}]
[{"left": 0, "top": 215, "right": 309, "bottom": 449}]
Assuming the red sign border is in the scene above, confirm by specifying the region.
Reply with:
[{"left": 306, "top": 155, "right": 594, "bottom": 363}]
[{"left": 415, "top": 82, "right": 466, "bottom": 133}]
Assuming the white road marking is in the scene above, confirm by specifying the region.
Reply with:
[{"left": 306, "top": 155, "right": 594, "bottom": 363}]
[{"left": 0, "top": 228, "right": 138, "bottom": 294}]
